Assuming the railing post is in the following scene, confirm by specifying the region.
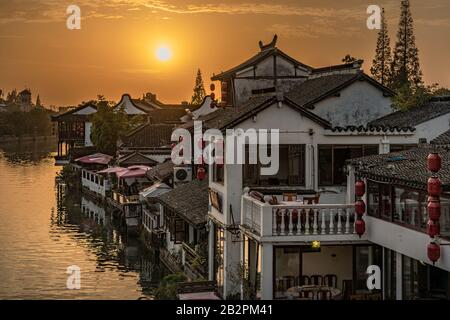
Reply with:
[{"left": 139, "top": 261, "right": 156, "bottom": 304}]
[
  {"left": 321, "top": 209, "right": 326, "bottom": 235},
  {"left": 273, "top": 209, "right": 277, "bottom": 235},
  {"left": 353, "top": 210, "right": 357, "bottom": 234},
  {"left": 345, "top": 209, "right": 350, "bottom": 234},
  {"left": 337, "top": 209, "right": 342, "bottom": 234},
  {"left": 288, "top": 209, "right": 293, "bottom": 235},
  {"left": 329, "top": 209, "right": 334, "bottom": 234},
  {"left": 304, "top": 210, "right": 310, "bottom": 235},
  {"left": 313, "top": 209, "right": 318, "bottom": 235},
  {"left": 281, "top": 209, "right": 286, "bottom": 236}
]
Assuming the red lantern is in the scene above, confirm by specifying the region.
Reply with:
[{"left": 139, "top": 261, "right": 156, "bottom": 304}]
[
  {"left": 428, "top": 200, "right": 441, "bottom": 221},
  {"left": 355, "top": 219, "right": 365, "bottom": 237},
  {"left": 221, "top": 81, "right": 228, "bottom": 108},
  {"left": 355, "top": 180, "right": 366, "bottom": 197},
  {"left": 428, "top": 177, "right": 442, "bottom": 197},
  {"left": 427, "top": 242, "right": 440, "bottom": 264},
  {"left": 355, "top": 200, "right": 366, "bottom": 216},
  {"left": 427, "top": 152, "right": 441, "bottom": 173},
  {"left": 210, "top": 83, "right": 215, "bottom": 91},
  {"left": 427, "top": 220, "right": 440, "bottom": 238},
  {"left": 197, "top": 166, "right": 206, "bottom": 180},
  {"left": 210, "top": 92, "right": 215, "bottom": 101},
  {"left": 171, "top": 143, "right": 176, "bottom": 149}
]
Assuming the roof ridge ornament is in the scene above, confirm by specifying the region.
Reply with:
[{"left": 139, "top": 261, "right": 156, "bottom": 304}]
[{"left": 259, "top": 34, "right": 278, "bottom": 51}]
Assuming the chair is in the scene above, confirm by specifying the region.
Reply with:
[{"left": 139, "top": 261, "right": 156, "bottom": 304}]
[
  {"left": 300, "top": 194, "right": 320, "bottom": 230},
  {"left": 310, "top": 275, "right": 323, "bottom": 285},
  {"left": 318, "top": 290, "right": 332, "bottom": 300},
  {"left": 297, "top": 275, "right": 311, "bottom": 286},
  {"left": 342, "top": 280, "right": 353, "bottom": 300},
  {"left": 300, "top": 290, "right": 315, "bottom": 300},
  {"left": 283, "top": 193, "right": 297, "bottom": 201},
  {"left": 324, "top": 274, "right": 338, "bottom": 288}
]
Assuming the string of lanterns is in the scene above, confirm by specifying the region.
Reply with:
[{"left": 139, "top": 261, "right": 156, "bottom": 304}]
[
  {"left": 355, "top": 180, "right": 366, "bottom": 237},
  {"left": 427, "top": 151, "right": 442, "bottom": 264}
]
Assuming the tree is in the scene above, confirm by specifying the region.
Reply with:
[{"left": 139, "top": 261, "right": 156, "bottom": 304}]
[
  {"left": 190, "top": 69, "right": 206, "bottom": 105},
  {"left": 6, "top": 89, "right": 17, "bottom": 103},
  {"left": 342, "top": 54, "right": 357, "bottom": 63},
  {"left": 90, "top": 104, "right": 129, "bottom": 155},
  {"left": 36, "top": 94, "right": 42, "bottom": 108},
  {"left": 370, "top": 8, "right": 393, "bottom": 86},
  {"left": 390, "top": 0, "right": 422, "bottom": 90}
]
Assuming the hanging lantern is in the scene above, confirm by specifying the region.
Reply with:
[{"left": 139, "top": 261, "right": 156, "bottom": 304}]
[
  {"left": 427, "top": 220, "right": 440, "bottom": 238},
  {"left": 427, "top": 152, "right": 441, "bottom": 173},
  {"left": 221, "top": 81, "right": 228, "bottom": 108},
  {"left": 428, "top": 177, "right": 442, "bottom": 197},
  {"left": 355, "top": 180, "right": 366, "bottom": 197},
  {"left": 355, "top": 200, "right": 366, "bottom": 216},
  {"left": 427, "top": 242, "right": 440, "bottom": 264},
  {"left": 355, "top": 219, "right": 365, "bottom": 237},
  {"left": 210, "top": 92, "right": 216, "bottom": 101},
  {"left": 197, "top": 166, "right": 206, "bottom": 180},
  {"left": 210, "top": 83, "right": 215, "bottom": 91},
  {"left": 428, "top": 200, "right": 441, "bottom": 221}
]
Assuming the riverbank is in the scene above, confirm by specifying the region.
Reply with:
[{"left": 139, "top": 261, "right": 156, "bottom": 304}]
[{"left": 0, "top": 134, "right": 56, "bottom": 144}]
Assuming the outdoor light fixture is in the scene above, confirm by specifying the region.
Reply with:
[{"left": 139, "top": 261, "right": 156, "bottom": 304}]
[
  {"left": 311, "top": 240, "right": 321, "bottom": 249},
  {"left": 427, "top": 151, "right": 442, "bottom": 264}
]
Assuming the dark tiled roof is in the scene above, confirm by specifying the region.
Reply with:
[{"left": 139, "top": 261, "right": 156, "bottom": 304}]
[
  {"left": 286, "top": 72, "right": 393, "bottom": 108},
  {"left": 156, "top": 179, "right": 209, "bottom": 226},
  {"left": 348, "top": 145, "right": 450, "bottom": 191},
  {"left": 331, "top": 125, "right": 415, "bottom": 133},
  {"left": 432, "top": 130, "right": 450, "bottom": 146},
  {"left": 211, "top": 43, "right": 311, "bottom": 81},
  {"left": 147, "top": 160, "right": 174, "bottom": 182},
  {"left": 148, "top": 108, "right": 186, "bottom": 124},
  {"left": 310, "top": 60, "right": 364, "bottom": 74},
  {"left": 369, "top": 97, "right": 450, "bottom": 128},
  {"left": 181, "top": 95, "right": 331, "bottom": 131},
  {"left": 120, "top": 123, "right": 175, "bottom": 148}
]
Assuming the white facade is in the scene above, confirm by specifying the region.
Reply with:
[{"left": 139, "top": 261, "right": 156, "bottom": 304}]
[{"left": 81, "top": 169, "right": 110, "bottom": 197}]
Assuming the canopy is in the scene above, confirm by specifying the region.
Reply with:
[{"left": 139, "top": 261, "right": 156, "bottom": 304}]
[
  {"left": 75, "top": 153, "right": 113, "bottom": 165},
  {"left": 97, "top": 167, "right": 127, "bottom": 174},
  {"left": 116, "top": 166, "right": 151, "bottom": 179}
]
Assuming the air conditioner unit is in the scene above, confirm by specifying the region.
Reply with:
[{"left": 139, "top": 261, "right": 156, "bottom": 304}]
[{"left": 174, "top": 166, "right": 192, "bottom": 185}]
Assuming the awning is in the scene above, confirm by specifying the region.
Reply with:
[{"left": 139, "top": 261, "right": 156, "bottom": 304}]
[
  {"left": 116, "top": 166, "right": 151, "bottom": 178},
  {"left": 97, "top": 167, "right": 127, "bottom": 174},
  {"left": 75, "top": 153, "right": 113, "bottom": 165}
]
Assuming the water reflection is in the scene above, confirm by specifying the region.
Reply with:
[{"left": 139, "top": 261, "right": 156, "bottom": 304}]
[{"left": 0, "top": 140, "right": 167, "bottom": 299}]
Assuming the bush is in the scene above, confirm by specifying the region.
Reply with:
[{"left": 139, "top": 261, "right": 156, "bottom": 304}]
[{"left": 153, "top": 273, "right": 187, "bottom": 300}]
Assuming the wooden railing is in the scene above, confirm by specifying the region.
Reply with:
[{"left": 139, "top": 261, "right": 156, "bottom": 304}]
[
  {"left": 241, "top": 195, "right": 357, "bottom": 237},
  {"left": 182, "top": 242, "right": 207, "bottom": 278},
  {"left": 112, "top": 191, "right": 140, "bottom": 205}
]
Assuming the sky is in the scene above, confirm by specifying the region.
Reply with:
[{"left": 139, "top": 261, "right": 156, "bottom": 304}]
[{"left": 0, "top": 0, "right": 449, "bottom": 107}]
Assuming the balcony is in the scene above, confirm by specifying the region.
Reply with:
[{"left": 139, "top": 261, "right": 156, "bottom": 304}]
[{"left": 241, "top": 194, "right": 366, "bottom": 242}]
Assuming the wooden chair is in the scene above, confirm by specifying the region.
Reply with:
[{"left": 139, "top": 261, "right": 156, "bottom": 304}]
[
  {"left": 301, "top": 290, "right": 315, "bottom": 300},
  {"left": 324, "top": 274, "right": 338, "bottom": 288},
  {"left": 310, "top": 275, "right": 323, "bottom": 285},
  {"left": 283, "top": 193, "right": 297, "bottom": 201},
  {"left": 318, "top": 290, "right": 332, "bottom": 300},
  {"left": 297, "top": 275, "right": 311, "bottom": 286},
  {"left": 342, "top": 280, "right": 353, "bottom": 300}
]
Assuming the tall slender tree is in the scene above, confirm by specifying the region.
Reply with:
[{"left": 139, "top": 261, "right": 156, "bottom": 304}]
[
  {"left": 190, "top": 69, "right": 206, "bottom": 105},
  {"left": 370, "top": 8, "right": 392, "bottom": 86},
  {"left": 390, "top": 0, "right": 423, "bottom": 90}
]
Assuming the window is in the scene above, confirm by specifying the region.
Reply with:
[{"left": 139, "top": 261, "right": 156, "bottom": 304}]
[
  {"left": 82, "top": 170, "right": 86, "bottom": 179},
  {"left": 319, "top": 145, "right": 378, "bottom": 186},
  {"left": 173, "top": 218, "right": 186, "bottom": 244},
  {"left": 213, "top": 164, "right": 224, "bottom": 184},
  {"left": 243, "top": 144, "right": 305, "bottom": 186},
  {"left": 214, "top": 225, "right": 225, "bottom": 297},
  {"left": 95, "top": 175, "right": 99, "bottom": 184}
]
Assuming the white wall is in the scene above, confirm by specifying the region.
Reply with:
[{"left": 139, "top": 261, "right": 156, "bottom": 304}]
[
  {"left": 366, "top": 215, "right": 450, "bottom": 272},
  {"left": 313, "top": 80, "right": 393, "bottom": 127},
  {"left": 81, "top": 169, "right": 109, "bottom": 197},
  {"left": 414, "top": 113, "right": 450, "bottom": 142},
  {"left": 84, "top": 122, "right": 93, "bottom": 146}
]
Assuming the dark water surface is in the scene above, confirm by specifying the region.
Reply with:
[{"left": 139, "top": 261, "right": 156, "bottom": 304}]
[{"left": 0, "top": 139, "right": 166, "bottom": 299}]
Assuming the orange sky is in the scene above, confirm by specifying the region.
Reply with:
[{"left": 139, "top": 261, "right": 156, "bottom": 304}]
[{"left": 0, "top": 0, "right": 449, "bottom": 107}]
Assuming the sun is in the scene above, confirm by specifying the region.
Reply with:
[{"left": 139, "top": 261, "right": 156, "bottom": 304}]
[{"left": 156, "top": 45, "right": 172, "bottom": 62}]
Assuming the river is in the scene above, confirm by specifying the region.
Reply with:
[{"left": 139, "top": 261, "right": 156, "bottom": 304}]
[{"left": 0, "top": 139, "right": 167, "bottom": 299}]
